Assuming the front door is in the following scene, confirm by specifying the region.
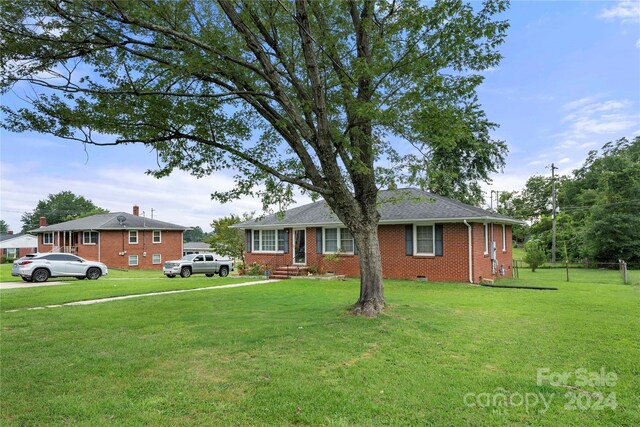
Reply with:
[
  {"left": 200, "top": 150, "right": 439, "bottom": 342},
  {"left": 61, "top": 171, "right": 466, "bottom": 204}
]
[{"left": 293, "top": 229, "right": 306, "bottom": 265}]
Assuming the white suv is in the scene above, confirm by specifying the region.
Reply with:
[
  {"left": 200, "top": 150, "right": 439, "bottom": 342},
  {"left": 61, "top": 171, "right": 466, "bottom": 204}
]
[{"left": 12, "top": 253, "right": 108, "bottom": 282}]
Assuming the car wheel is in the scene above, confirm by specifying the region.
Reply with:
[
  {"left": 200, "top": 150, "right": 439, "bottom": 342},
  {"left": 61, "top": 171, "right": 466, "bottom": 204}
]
[
  {"left": 219, "top": 267, "right": 229, "bottom": 277},
  {"left": 166, "top": 274, "right": 176, "bottom": 278},
  {"left": 86, "top": 267, "right": 101, "bottom": 280},
  {"left": 76, "top": 276, "right": 86, "bottom": 280},
  {"left": 32, "top": 268, "right": 50, "bottom": 283},
  {"left": 180, "top": 267, "right": 192, "bottom": 278},
  {"left": 205, "top": 273, "right": 214, "bottom": 277}
]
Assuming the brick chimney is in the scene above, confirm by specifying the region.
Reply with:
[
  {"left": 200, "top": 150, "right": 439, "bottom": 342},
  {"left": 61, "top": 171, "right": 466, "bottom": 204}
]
[
  {"left": 133, "top": 205, "right": 140, "bottom": 216},
  {"left": 39, "top": 217, "right": 47, "bottom": 227},
  {"left": 7, "top": 230, "right": 13, "bottom": 235}
]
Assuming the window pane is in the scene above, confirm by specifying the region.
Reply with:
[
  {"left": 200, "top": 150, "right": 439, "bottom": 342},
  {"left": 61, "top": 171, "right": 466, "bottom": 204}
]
[
  {"left": 153, "top": 231, "right": 161, "bottom": 243},
  {"left": 416, "top": 226, "right": 433, "bottom": 254},
  {"left": 277, "top": 230, "right": 286, "bottom": 252},
  {"left": 153, "top": 254, "right": 161, "bottom": 264},
  {"left": 253, "top": 230, "right": 260, "bottom": 251},
  {"left": 84, "top": 232, "right": 98, "bottom": 244},
  {"left": 340, "top": 228, "right": 354, "bottom": 253},
  {"left": 129, "top": 231, "right": 138, "bottom": 244},
  {"left": 325, "top": 228, "right": 338, "bottom": 253},
  {"left": 484, "top": 224, "right": 488, "bottom": 253},
  {"left": 502, "top": 225, "right": 506, "bottom": 251},
  {"left": 129, "top": 255, "right": 138, "bottom": 266},
  {"left": 262, "top": 230, "right": 276, "bottom": 251}
]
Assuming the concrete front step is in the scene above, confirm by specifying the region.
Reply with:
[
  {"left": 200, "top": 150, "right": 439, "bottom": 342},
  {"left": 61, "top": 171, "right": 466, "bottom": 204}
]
[
  {"left": 269, "top": 266, "right": 309, "bottom": 279},
  {"left": 269, "top": 274, "right": 290, "bottom": 280}
]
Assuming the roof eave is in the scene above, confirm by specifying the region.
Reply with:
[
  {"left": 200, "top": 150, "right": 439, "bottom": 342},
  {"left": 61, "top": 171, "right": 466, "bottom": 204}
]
[{"left": 233, "top": 216, "right": 524, "bottom": 229}]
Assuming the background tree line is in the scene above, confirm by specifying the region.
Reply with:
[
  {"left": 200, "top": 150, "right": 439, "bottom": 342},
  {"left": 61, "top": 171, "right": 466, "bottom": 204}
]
[{"left": 498, "top": 136, "right": 640, "bottom": 265}]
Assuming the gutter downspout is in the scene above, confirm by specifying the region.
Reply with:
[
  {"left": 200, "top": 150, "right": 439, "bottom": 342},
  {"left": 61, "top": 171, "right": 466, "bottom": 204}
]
[{"left": 464, "top": 220, "right": 473, "bottom": 284}]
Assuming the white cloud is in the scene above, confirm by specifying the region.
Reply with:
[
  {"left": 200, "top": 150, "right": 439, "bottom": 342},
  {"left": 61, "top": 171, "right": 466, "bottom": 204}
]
[
  {"left": 578, "top": 141, "right": 597, "bottom": 149},
  {"left": 0, "top": 163, "right": 312, "bottom": 233},
  {"left": 598, "top": 1, "right": 640, "bottom": 23},
  {"left": 562, "top": 95, "right": 601, "bottom": 111},
  {"left": 558, "top": 157, "right": 571, "bottom": 164},
  {"left": 556, "top": 96, "right": 639, "bottom": 141}
]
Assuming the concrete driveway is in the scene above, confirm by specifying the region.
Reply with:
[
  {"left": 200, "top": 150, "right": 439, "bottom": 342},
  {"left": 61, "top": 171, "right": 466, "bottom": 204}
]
[{"left": 0, "top": 281, "right": 65, "bottom": 289}]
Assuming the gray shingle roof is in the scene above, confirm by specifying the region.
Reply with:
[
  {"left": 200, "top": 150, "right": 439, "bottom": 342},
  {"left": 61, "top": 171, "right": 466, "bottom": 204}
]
[
  {"left": 183, "top": 242, "right": 212, "bottom": 250},
  {"left": 234, "top": 188, "right": 522, "bottom": 228},
  {"left": 0, "top": 233, "right": 27, "bottom": 242},
  {"left": 31, "top": 212, "right": 188, "bottom": 232}
]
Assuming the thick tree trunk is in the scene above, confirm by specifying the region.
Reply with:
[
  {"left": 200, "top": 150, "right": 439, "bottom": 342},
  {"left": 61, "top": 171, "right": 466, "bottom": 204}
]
[{"left": 351, "top": 224, "right": 385, "bottom": 316}]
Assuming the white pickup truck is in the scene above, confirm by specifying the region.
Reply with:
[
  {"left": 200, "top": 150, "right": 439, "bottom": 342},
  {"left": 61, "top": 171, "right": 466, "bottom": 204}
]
[{"left": 163, "top": 253, "right": 234, "bottom": 278}]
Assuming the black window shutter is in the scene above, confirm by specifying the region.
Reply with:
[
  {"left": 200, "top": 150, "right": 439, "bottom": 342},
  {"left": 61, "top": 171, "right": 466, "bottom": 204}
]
[
  {"left": 316, "top": 228, "right": 323, "bottom": 253},
  {"left": 435, "top": 224, "right": 443, "bottom": 256},
  {"left": 405, "top": 225, "right": 413, "bottom": 256},
  {"left": 245, "top": 230, "right": 252, "bottom": 253},
  {"left": 283, "top": 229, "right": 290, "bottom": 253},
  {"left": 354, "top": 241, "right": 359, "bottom": 255}
]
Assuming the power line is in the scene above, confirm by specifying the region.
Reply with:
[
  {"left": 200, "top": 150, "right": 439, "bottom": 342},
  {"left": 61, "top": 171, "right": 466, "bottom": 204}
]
[{"left": 557, "top": 199, "right": 640, "bottom": 212}]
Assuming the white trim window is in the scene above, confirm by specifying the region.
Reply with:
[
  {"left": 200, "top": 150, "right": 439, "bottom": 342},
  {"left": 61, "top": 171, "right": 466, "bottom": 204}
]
[
  {"left": 152, "top": 254, "right": 162, "bottom": 264},
  {"left": 483, "top": 223, "right": 489, "bottom": 254},
  {"left": 83, "top": 231, "right": 98, "bottom": 245},
  {"left": 502, "top": 224, "right": 507, "bottom": 252},
  {"left": 252, "top": 229, "right": 285, "bottom": 252},
  {"left": 128, "top": 255, "right": 139, "bottom": 266},
  {"left": 414, "top": 224, "right": 435, "bottom": 256},
  {"left": 152, "top": 230, "right": 161, "bottom": 244},
  {"left": 323, "top": 228, "right": 354, "bottom": 254},
  {"left": 129, "top": 230, "right": 138, "bottom": 244},
  {"left": 42, "top": 232, "right": 54, "bottom": 245}
]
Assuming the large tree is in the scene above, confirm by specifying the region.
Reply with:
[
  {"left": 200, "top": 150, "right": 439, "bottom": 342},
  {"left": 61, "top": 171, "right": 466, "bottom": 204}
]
[
  {"left": 207, "top": 213, "right": 253, "bottom": 264},
  {"left": 0, "top": 219, "right": 9, "bottom": 234},
  {"left": 1, "top": 0, "right": 509, "bottom": 315},
  {"left": 20, "top": 191, "right": 108, "bottom": 232},
  {"left": 503, "top": 137, "right": 640, "bottom": 264},
  {"left": 183, "top": 226, "right": 210, "bottom": 243}
]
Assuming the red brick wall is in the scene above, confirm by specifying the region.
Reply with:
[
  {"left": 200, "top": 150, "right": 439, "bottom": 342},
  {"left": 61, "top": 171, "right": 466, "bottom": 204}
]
[
  {"left": 244, "top": 223, "right": 514, "bottom": 283},
  {"left": 37, "top": 230, "right": 184, "bottom": 269},
  {"left": 471, "top": 223, "right": 513, "bottom": 282},
  {"left": 98, "top": 230, "right": 184, "bottom": 269},
  {"left": 19, "top": 247, "right": 37, "bottom": 257}
]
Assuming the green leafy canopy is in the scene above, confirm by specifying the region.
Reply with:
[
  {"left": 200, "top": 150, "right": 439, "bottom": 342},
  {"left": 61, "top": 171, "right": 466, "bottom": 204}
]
[
  {"left": 20, "top": 191, "right": 108, "bottom": 233},
  {"left": 1, "top": 0, "right": 509, "bottom": 210}
]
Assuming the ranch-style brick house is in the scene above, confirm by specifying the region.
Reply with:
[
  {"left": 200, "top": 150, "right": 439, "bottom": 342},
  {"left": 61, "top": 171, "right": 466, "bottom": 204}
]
[
  {"left": 32, "top": 206, "right": 188, "bottom": 269},
  {"left": 0, "top": 232, "right": 38, "bottom": 260},
  {"left": 236, "top": 188, "right": 522, "bottom": 283}
]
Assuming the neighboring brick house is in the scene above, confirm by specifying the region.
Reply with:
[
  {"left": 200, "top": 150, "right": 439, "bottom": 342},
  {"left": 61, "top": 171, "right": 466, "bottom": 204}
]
[
  {"left": 235, "top": 188, "right": 522, "bottom": 283},
  {"left": 0, "top": 232, "right": 38, "bottom": 260},
  {"left": 32, "top": 206, "right": 188, "bottom": 269}
]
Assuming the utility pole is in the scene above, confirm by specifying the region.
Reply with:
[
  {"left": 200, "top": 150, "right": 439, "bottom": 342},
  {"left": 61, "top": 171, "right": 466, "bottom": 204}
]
[
  {"left": 151, "top": 208, "right": 155, "bottom": 219},
  {"left": 550, "top": 163, "right": 558, "bottom": 264}
]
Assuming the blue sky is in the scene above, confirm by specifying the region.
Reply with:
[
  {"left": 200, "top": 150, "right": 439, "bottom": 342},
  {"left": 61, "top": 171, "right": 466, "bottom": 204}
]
[{"left": 1, "top": 0, "right": 639, "bottom": 232}]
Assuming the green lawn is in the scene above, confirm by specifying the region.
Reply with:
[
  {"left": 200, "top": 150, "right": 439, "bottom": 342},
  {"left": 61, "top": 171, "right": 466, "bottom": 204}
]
[
  {"left": 0, "top": 263, "right": 170, "bottom": 283},
  {"left": 1, "top": 269, "right": 638, "bottom": 426}
]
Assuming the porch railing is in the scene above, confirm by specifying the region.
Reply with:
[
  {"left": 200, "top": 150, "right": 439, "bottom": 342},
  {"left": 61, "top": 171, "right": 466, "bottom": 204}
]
[
  {"left": 51, "top": 246, "right": 78, "bottom": 254},
  {"left": 264, "top": 253, "right": 293, "bottom": 278}
]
